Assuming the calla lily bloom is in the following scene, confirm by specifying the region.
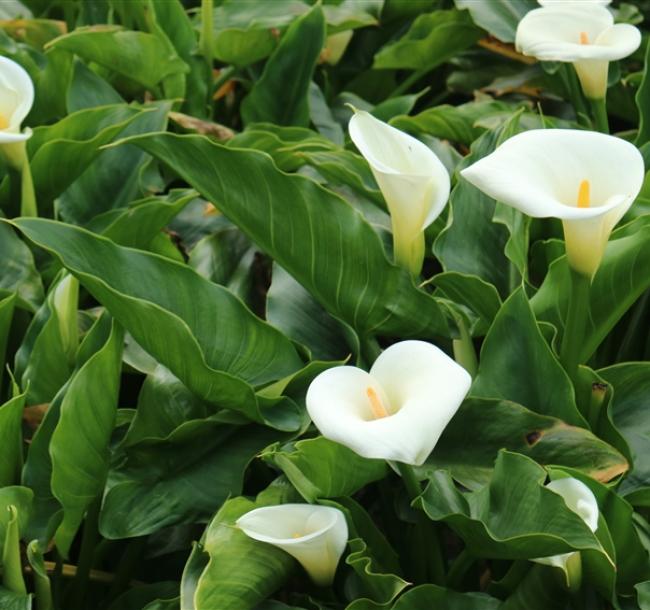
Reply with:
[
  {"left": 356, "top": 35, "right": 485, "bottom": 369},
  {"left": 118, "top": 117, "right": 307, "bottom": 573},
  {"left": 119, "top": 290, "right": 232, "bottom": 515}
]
[
  {"left": 516, "top": 4, "right": 640, "bottom": 99},
  {"left": 460, "top": 129, "right": 644, "bottom": 278},
  {"left": 306, "top": 340, "right": 471, "bottom": 466},
  {"left": 236, "top": 504, "right": 348, "bottom": 586},
  {"left": 349, "top": 110, "right": 450, "bottom": 276},
  {"left": 538, "top": 0, "right": 611, "bottom": 6},
  {"left": 533, "top": 478, "right": 599, "bottom": 572},
  {"left": 0, "top": 56, "right": 34, "bottom": 153}
]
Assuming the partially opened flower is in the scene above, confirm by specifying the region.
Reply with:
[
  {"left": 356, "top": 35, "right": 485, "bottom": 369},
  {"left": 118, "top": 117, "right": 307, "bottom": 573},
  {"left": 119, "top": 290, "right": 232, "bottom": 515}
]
[
  {"left": 516, "top": 4, "right": 640, "bottom": 99},
  {"left": 0, "top": 56, "right": 34, "bottom": 151},
  {"left": 236, "top": 504, "right": 348, "bottom": 586},
  {"left": 460, "top": 129, "right": 644, "bottom": 278},
  {"left": 349, "top": 110, "right": 450, "bottom": 276},
  {"left": 306, "top": 340, "right": 471, "bottom": 466},
  {"left": 533, "top": 478, "right": 599, "bottom": 573}
]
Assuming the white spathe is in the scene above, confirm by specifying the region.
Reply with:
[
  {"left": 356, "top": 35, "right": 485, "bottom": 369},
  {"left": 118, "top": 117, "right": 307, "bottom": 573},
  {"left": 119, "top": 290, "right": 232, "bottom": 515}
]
[
  {"left": 460, "top": 129, "right": 644, "bottom": 277},
  {"left": 349, "top": 110, "right": 450, "bottom": 275},
  {"left": 533, "top": 477, "right": 599, "bottom": 571},
  {"left": 516, "top": 4, "right": 640, "bottom": 98},
  {"left": 306, "top": 340, "right": 472, "bottom": 466},
  {"left": 538, "top": 0, "right": 611, "bottom": 6},
  {"left": 236, "top": 504, "right": 348, "bottom": 587},
  {"left": 0, "top": 56, "right": 34, "bottom": 145}
]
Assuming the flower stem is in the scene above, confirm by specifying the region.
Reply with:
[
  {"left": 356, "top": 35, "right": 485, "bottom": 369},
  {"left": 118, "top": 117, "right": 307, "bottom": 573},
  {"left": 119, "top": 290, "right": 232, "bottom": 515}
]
[
  {"left": 590, "top": 98, "right": 609, "bottom": 134},
  {"left": 20, "top": 159, "right": 37, "bottom": 217},
  {"left": 559, "top": 268, "right": 591, "bottom": 385},
  {"left": 395, "top": 462, "right": 446, "bottom": 585},
  {"left": 390, "top": 68, "right": 428, "bottom": 98},
  {"left": 200, "top": 0, "right": 214, "bottom": 69},
  {"left": 69, "top": 496, "right": 101, "bottom": 609}
]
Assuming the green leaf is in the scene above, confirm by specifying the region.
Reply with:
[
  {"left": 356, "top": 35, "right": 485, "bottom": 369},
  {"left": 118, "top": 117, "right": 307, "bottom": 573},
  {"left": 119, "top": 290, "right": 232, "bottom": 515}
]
[
  {"left": 262, "top": 437, "right": 387, "bottom": 502},
  {"left": 50, "top": 316, "right": 123, "bottom": 557},
  {"left": 0, "top": 291, "right": 16, "bottom": 393},
  {"left": 241, "top": 5, "right": 326, "bottom": 127},
  {"left": 347, "top": 583, "right": 501, "bottom": 610},
  {"left": 46, "top": 26, "right": 188, "bottom": 91},
  {"left": 391, "top": 100, "right": 519, "bottom": 146},
  {"left": 185, "top": 497, "right": 295, "bottom": 610},
  {"left": 0, "top": 487, "right": 32, "bottom": 553},
  {"left": 121, "top": 133, "right": 450, "bottom": 339},
  {"left": 0, "top": 588, "right": 31, "bottom": 610},
  {"left": 2, "top": 506, "right": 26, "bottom": 595},
  {"left": 418, "top": 451, "right": 608, "bottom": 560},
  {"left": 454, "top": 0, "right": 537, "bottom": 43},
  {"left": 100, "top": 422, "right": 282, "bottom": 539},
  {"left": 472, "top": 288, "right": 585, "bottom": 426},
  {"left": 0, "top": 389, "right": 26, "bottom": 487},
  {"left": 66, "top": 59, "right": 124, "bottom": 112},
  {"left": 8, "top": 217, "right": 304, "bottom": 428},
  {"left": 635, "top": 39, "right": 650, "bottom": 147},
  {"left": 373, "top": 10, "right": 481, "bottom": 71},
  {"left": 531, "top": 216, "right": 650, "bottom": 363},
  {"left": 426, "top": 397, "right": 628, "bottom": 489},
  {"left": 0, "top": 223, "right": 43, "bottom": 311}
]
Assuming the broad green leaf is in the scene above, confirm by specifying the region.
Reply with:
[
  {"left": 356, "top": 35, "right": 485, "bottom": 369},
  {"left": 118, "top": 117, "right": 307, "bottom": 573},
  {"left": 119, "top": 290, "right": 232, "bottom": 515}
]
[
  {"left": 122, "top": 133, "right": 451, "bottom": 339},
  {"left": 500, "top": 564, "right": 567, "bottom": 610},
  {"left": 0, "top": 389, "right": 25, "bottom": 487},
  {"left": 58, "top": 101, "right": 171, "bottom": 224},
  {"left": 472, "top": 288, "right": 585, "bottom": 426},
  {"left": 50, "top": 316, "right": 123, "bottom": 557},
  {"left": 0, "top": 223, "right": 43, "bottom": 311},
  {"left": 100, "top": 422, "right": 282, "bottom": 539},
  {"left": 0, "top": 588, "right": 31, "bottom": 610},
  {"left": 241, "top": 5, "right": 326, "bottom": 127},
  {"left": 426, "top": 397, "right": 627, "bottom": 489},
  {"left": 635, "top": 40, "right": 650, "bottom": 147},
  {"left": 46, "top": 26, "right": 188, "bottom": 91},
  {"left": 599, "top": 363, "right": 650, "bottom": 498},
  {"left": 418, "top": 451, "right": 608, "bottom": 560},
  {"left": 0, "top": 487, "right": 32, "bottom": 550},
  {"left": 391, "top": 100, "right": 520, "bottom": 146},
  {"left": 266, "top": 264, "right": 352, "bottom": 361},
  {"left": 347, "top": 583, "right": 501, "bottom": 610},
  {"left": 454, "top": 0, "right": 537, "bottom": 43},
  {"left": 261, "top": 437, "right": 387, "bottom": 502},
  {"left": 107, "top": 582, "right": 179, "bottom": 610},
  {"left": 0, "top": 291, "right": 16, "bottom": 393},
  {"left": 531, "top": 216, "right": 650, "bottom": 363},
  {"left": 187, "top": 497, "right": 295, "bottom": 610},
  {"left": 373, "top": 10, "right": 481, "bottom": 71},
  {"left": 66, "top": 59, "right": 124, "bottom": 112},
  {"left": 8, "top": 217, "right": 304, "bottom": 428}
]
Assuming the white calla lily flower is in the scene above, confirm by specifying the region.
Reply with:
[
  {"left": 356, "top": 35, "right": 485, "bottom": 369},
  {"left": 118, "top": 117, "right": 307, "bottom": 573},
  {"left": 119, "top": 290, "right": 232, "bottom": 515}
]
[
  {"left": 533, "top": 477, "right": 599, "bottom": 572},
  {"left": 349, "top": 110, "right": 450, "bottom": 276},
  {"left": 460, "top": 129, "right": 644, "bottom": 278},
  {"left": 236, "top": 504, "right": 348, "bottom": 586},
  {"left": 516, "top": 4, "right": 640, "bottom": 99},
  {"left": 538, "top": 0, "right": 611, "bottom": 6},
  {"left": 306, "top": 340, "right": 471, "bottom": 466},
  {"left": 0, "top": 56, "right": 34, "bottom": 149}
]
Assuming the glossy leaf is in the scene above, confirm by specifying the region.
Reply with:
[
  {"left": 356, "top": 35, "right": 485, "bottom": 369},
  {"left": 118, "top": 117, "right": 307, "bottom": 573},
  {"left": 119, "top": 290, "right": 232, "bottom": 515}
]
[
  {"left": 454, "top": 0, "right": 537, "bottom": 43},
  {"left": 0, "top": 389, "right": 25, "bottom": 487}
]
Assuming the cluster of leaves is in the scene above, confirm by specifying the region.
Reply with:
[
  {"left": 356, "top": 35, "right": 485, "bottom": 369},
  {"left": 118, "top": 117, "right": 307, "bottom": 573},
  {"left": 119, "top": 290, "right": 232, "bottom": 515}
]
[{"left": 0, "top": 0, "right": 649, "bottom": 609}]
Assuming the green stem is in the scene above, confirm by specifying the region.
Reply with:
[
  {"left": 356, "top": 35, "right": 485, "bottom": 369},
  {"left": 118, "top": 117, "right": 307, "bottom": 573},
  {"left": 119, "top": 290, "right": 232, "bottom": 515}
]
[
  {"left": 447, "top": 548, "right": 475, "bottom": 589},
  {"left": 20, "top": 159, "right": 37, "bottom": 217},
  {"left": 69, "top": 497, "right": 102, "bottom": 610},
  {"left": 559, "top": 269, "right": 591, "bottom": 385},
  {"left": 452, "top": 315, "right": 478, "bottom": 378},
  {"left": 390, "top": 68, "right": 428, "bottom": 98},
  {"left": 395, "top": 463, "right": 446, "bottom": 585},
  {"left": 200, "top": 0, "right": 214, "bottom": 68},
  {"left": 590, "top": 98, "right": 609, "bottom": 134},
  {"left": 587, "top": 382, "right": 608, "bottom": 433}
]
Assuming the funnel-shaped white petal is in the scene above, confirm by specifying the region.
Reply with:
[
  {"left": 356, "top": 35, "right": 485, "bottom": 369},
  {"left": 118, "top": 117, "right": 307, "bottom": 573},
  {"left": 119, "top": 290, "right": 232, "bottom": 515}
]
[
  {"left": 0, "top": 56, "right": 34, "bottom": 144},
  {"left": 236, "top": 504, "right": 348, "bottom": 586},
  {"left": 461, "top": 129, "right": 644, "bottom": 276},
  {"left": 349, "top": 111, "right": 450, "bottom": 275},
  {"left": 538, "top": 0, "right": 611, "bottom": 7},
  {"left": 306, "top": 340, "right": 471, "bottom": 466},
  {"left": 533, "top": 478, "right": 599, "bottom": 571},
  {"left": 516, "top": 5, "right": 640, "bottom": 98}
]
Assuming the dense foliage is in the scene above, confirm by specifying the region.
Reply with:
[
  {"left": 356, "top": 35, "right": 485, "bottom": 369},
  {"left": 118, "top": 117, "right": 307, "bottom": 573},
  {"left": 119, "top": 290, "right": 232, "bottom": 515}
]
[{"left": 0, "top": 0, "right": 649, "bottom": 609}]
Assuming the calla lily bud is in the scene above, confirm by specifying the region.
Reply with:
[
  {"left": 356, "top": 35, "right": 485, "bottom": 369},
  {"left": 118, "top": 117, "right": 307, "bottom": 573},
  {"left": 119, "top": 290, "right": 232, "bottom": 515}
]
[
  {"left": 349, "top": 110, "right": 450, "bottom": 277},
  {"left": 0, "top": 55, "right": 34, "bottom": 169},
  {"left": 460, "top": 129, "right": 644, "bottom": 278},
  {"left": 516, "top": 4, "right": 640, "bottom": 99},
  {"left": 236, "top": 504, "right": 348, "bottom": 587},
  {"left": 533, "top": 478, "right": 599, "bottom": 577},
  {"left": 306, "top": 340, "right": 471, "bottom": 466}
]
